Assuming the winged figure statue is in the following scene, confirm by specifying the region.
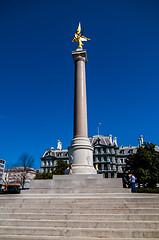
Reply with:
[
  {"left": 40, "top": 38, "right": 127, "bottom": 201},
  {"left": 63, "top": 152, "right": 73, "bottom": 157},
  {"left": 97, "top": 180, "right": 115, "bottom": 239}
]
[{"left": 72, "top": 22, "right": 90, "bottom": 50}]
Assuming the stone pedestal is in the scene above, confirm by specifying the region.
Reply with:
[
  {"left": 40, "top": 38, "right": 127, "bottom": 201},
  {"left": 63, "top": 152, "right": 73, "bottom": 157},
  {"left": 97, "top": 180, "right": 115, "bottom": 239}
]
[
  {"left": 68, "top": 50, "right": 96, "bottom": 174},
  {"left": 28, "top": 176, "right": 130, "bottom": 193},
  {"left": 68, "top": 137, "right": 96, "bottom": 174}
]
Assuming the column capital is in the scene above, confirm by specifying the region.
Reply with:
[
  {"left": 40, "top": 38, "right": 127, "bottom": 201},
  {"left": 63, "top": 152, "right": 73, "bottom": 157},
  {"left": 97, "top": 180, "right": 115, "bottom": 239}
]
[{"left": 72, "top": 50, "right": 87, "bottom": 63}]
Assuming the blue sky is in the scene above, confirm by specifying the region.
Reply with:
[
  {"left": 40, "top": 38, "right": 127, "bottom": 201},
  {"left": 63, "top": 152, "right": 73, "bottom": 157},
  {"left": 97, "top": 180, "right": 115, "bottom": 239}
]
[{"left": 1, "top": 0, "right": 159, "bottom": 169}]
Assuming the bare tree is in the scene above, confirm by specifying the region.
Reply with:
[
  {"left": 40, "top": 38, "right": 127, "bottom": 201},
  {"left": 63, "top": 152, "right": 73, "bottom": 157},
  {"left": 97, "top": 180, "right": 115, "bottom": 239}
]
[
  {"left": 16, "top": 153, "right": 35, "bottom": 189},
  {"left": 17, "top": 153, "right": 34, "bottom": 168}
]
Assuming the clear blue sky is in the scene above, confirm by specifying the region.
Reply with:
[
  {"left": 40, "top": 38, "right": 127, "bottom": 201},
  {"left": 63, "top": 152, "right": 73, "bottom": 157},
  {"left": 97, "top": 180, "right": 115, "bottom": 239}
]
[{"left": 1, "top": 0, "right": 159, "bottom": 169}]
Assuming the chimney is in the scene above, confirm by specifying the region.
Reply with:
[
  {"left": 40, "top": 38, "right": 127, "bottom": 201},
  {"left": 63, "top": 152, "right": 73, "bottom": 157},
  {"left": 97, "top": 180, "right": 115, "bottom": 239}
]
[
  {"left": 113, "top": 137, "right": 118, "bottom": 146},
  {"left": 109, "top": 135, "right": 112, "bottom": 144}
]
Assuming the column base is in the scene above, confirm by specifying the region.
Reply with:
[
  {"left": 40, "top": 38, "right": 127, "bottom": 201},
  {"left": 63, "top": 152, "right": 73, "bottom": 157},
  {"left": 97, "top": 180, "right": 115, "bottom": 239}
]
[{"left": 68, "top": 137, "right": 97, "bottom": 174}]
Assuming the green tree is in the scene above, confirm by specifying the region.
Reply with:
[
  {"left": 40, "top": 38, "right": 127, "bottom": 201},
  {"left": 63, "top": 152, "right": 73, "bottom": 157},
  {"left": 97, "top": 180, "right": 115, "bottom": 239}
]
[
  {"left": 125, "top": 142, "right": 159, "bottom": 188},
  {"left": 54, "top": 159, "right": 68, "bottom": 175},
  {"left": 35, "top": 171, "right": 53, "bottom": 179}
]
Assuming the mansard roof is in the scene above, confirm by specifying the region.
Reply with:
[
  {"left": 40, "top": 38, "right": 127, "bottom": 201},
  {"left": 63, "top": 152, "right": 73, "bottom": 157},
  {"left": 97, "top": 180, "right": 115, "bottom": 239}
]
[
  {"left": 41, "top": 135, "right": 159, "bottom": 160},
  {"left": 89, "top": 135, "right": 117, "bottom": 147},
  {"left": 119, "top": 146, "right": 138, "bottom": 155},
  {"left": 42, "top": 149, "right": 68, "bottom": 158}
]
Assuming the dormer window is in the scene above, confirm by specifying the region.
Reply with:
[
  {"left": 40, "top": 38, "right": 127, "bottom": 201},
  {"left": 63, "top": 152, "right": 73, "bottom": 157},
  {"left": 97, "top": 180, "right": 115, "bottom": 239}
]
[
  {"left": 129, "top": 149, "right": 133, "bottom": 154},
  {"left": 120, "top": 150, "right": 124, "bottom": 154}
]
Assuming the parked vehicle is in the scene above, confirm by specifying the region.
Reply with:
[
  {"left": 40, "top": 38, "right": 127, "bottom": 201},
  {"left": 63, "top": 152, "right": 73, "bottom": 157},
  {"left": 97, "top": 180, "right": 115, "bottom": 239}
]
[{"left": 1, "top": 184, "right": 21, "bottom": 194}]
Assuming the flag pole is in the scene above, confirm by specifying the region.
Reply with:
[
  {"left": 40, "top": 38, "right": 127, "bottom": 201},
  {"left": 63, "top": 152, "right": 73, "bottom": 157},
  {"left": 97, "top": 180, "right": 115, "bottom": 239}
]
[{"left": 97, "top": 123, "right": 101, "bottom": 136}]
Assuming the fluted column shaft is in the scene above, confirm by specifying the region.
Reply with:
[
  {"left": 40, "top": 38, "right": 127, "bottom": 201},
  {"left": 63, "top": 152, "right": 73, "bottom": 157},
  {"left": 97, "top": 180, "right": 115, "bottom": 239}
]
[
  {"left": 73, "top": 51, "right": 88, "bottom": 138},
  {"left": 68, "top": 50, "right": 96, "bottom": 174}
]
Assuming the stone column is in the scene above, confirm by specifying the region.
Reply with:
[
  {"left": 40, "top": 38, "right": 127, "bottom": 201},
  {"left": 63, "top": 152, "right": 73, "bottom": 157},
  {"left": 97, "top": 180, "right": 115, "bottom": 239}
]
[
  {"left": 73, "top": 51, "right": 88, "bottom": 138},
  {"left": 68, "top": 50, "right": 96, "bottom": 174}
]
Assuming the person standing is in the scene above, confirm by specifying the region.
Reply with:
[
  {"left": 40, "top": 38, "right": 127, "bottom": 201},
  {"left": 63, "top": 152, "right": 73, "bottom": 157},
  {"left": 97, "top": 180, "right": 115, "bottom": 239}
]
[
  {"left": 129, "top": 174, "right": 137, "bottom": 193},
  {"left": 95, "top": 164, "right": 99, "bottom": 174},
  {"left": 69, "top": 164, "right": 72, "bottom": 175}
]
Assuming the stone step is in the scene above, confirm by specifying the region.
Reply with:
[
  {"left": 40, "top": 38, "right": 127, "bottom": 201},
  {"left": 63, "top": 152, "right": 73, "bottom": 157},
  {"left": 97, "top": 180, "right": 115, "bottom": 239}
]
[
  {"left": 0, "top": 236, "right": 157, "bottom": 240},
  {"left": 0, "top": 207, "right": 159, "bottom": 214},
  {"left": 0, "top": 219, "right": 159, "bottom": 229},
  {"left": 52, "top": 180, "right": 123, "bottom": 188},
  {"left": 1, "top": 193, "right": 158, "bottom": 239},
  {"left": 30, "top": 177, "right": 124, "bottom": 188},
  {"left": 0, "top": 226, "right": 159, "bottom": 238},
  {"left": 53, "top": 174, "right": 104, "bottom": 180},
  {"left": 1, "top": 213, "right": 159, "bottom": 221},
  {"left": 1, "top": 195, "right": 159, "bottom": 204},
  {"left": 1, "top": 202, "right": 159, "bottom": 208},
  {"left": 22, "top": 187, "right": 130, "bottom": 194},
  {"left": 0, "top": 192, "right": 157, "bottom": 197}
]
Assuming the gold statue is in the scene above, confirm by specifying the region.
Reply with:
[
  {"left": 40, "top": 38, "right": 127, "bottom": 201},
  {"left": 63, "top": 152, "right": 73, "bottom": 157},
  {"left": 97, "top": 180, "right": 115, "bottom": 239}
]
[{"left": 72, "top": 22, "right": 90, "bottom": 50}]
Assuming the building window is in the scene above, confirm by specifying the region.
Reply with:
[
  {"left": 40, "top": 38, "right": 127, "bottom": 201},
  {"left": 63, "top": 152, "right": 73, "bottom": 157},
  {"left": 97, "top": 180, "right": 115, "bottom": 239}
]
[
  {"left": 105, "top": 172, "right": 108, "bottom": 178},
  {"left": 103, "top": 148, "right": 106, "bottom": 153},
  {"left": 104, "top": 164, "right": 107, "bottom": 170},
  {"left": 98, "top": 157, "right": 101, "bottom": 162},
  {"left": 121, "top": 159, "right": 124, "bottom": 164},
  {"left": 98, "top": 164, "right": 101, "bottom": 170},
  {"left": 110, "top": 158, "right": 112, "bottom": 162},
  {"left": 97, "top": 148, "right": 100, "bottom": 153}
]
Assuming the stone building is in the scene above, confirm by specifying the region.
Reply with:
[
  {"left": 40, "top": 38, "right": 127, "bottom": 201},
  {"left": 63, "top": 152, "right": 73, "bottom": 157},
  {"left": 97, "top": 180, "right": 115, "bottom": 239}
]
[
  {"left": 3, "top": 167, "right": 37, "bottom": 188},
  {"left": 41, "top": 140, "right": 69, "bottom": 173},
  {"left": 90, "top": 135, "right": 138, "bottom": 178},
  {"left": 0, "top": 159, "right": 5, "bottom": 187},
  {"left": 41, "top": 135, "right": 148, "bottom": 178}
]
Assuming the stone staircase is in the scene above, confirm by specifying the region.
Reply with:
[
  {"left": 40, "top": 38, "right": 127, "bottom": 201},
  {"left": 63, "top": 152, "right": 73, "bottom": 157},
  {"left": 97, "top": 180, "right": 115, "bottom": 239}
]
[
  {"left": 24, "top": 175, "right": 131, "bottom": 194},
  {"left": 0, "top": 192, "right": 159, "bottom": 239}
]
